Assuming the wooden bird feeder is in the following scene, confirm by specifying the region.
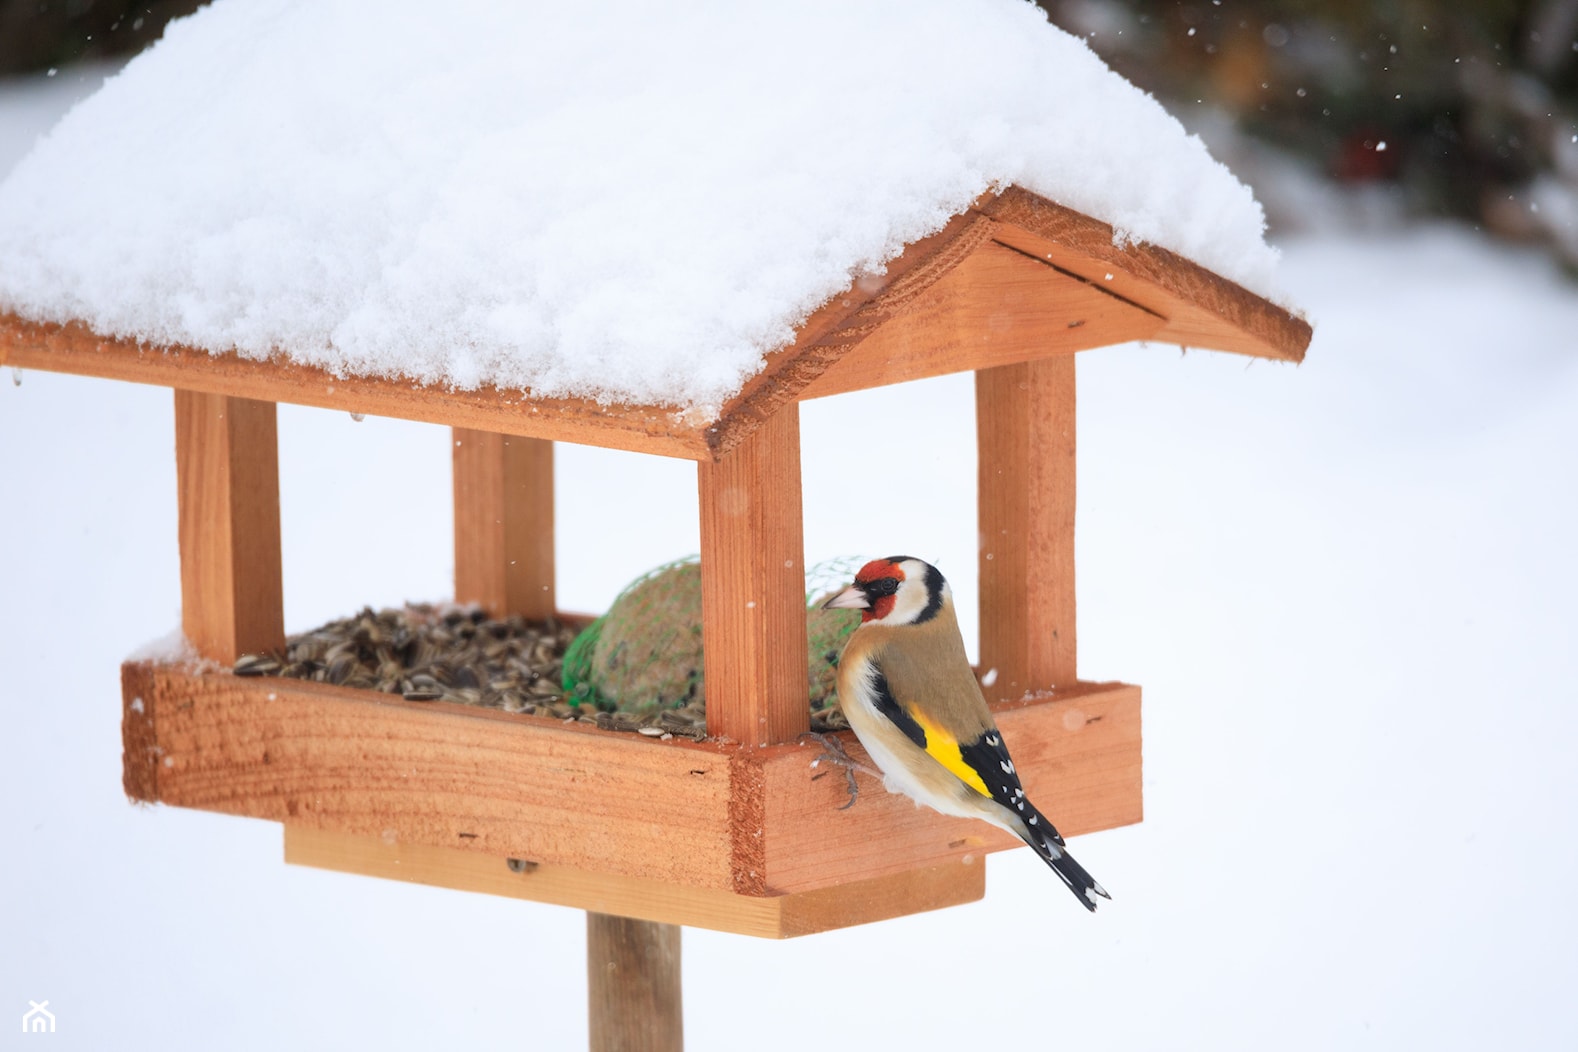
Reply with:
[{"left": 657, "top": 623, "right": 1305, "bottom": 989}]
[{"left": 1, "top": 186, "right": 1307, "bottom": 1047}]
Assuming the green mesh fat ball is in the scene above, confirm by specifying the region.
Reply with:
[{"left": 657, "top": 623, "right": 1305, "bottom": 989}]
[
  {"left": 559, "top": 613, "right": 606, "bottom": 709},
  {"left": 805, "top": 603, "right": 860, "bottom": 710},
  {"left": 588, "top": 560, "right": 705, "bottom": 713},
  {"left": 561, "top": 558, "right": 860, "bottom": 714}
]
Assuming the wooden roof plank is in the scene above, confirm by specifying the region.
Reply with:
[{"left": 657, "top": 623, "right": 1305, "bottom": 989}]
[
  {"left": 2, "top": 189, "right": 1311, "bottom": 460},
  {"left": 0, "top": 314, "right": 713, "bottom": 460},
  {"left": 977, "top": 187, "right": 1312, "bottom": 363},
  {"left": 795, "top": 237, "right": 1167, "bottom": 400}
]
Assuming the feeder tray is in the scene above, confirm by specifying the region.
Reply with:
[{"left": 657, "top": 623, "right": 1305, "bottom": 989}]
[{"left": 5, "top": 189, "right": 1308, "bottom": 937}]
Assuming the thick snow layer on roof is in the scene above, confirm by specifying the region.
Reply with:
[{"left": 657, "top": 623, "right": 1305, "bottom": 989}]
[{"left": 0, "top": 0, "right": 1281, "bottom": 409}]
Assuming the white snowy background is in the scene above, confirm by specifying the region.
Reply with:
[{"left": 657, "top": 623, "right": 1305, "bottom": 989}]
[{"left": 3, "top": 63, "right": 1577, "bottom": 1051}]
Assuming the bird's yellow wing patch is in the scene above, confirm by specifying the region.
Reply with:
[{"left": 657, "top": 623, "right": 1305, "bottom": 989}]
[
  {"left": 908, "top": 709, "right": 991, "bottom": 797},
  {"left": 862, "top": 659, "right": 1001, "bottom": 801}
]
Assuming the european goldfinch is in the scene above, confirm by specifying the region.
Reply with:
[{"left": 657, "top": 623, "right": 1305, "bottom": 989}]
[{"left": 823, "top": 556, "right": 1110, "bottom": 911}]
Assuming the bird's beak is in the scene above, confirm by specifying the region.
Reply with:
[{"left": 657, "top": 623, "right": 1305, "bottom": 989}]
[{"left": 822, "top": 584, "right": 869, "bottom": 611}]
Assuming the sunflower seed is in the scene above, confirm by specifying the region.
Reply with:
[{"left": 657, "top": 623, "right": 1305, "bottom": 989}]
[{"left": 234, "top": 654, "right": 280, "bottom": 676}]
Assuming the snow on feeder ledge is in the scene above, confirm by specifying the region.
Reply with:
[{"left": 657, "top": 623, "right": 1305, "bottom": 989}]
[{"left": 0, "top": 0, "right": 1309, "bottom": 943}]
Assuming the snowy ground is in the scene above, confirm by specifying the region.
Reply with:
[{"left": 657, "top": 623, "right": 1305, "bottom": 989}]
[{"left": 4, "top": 70, "right": 1578, "bottom": 1051}]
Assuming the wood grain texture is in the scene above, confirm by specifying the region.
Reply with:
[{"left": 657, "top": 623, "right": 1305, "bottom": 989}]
[
  {"left": 452, "top": 429, "right": 556, "bottom": 619},
  {"left": 709, "top": 189, "right": 1309, "bottom": 449},
  {"left": 121, "top": 663, "right": 160, "bottom": 802},
  {"left": 284, "top": 827, "right": 984, "bottom": 938},
  {"left": 976, "top": 357, "right": 1077, "bottom": 701},
  {"left": 696, "top": 405, "right": 809, "bottom": 747},
  {"left": 121, "top": 663, "right": 1139, "bottom": 899},
  {"left": 0, "top": 314, "right": 711, "bottom": 459},
  {"left": 794, "top": 239, "right": 1164, "bottom": 400},
  {"left": 975, "top": 187, "right": 1312, "bottom": 363},
  {"left": 173, "top": 390, "right": 285, "bottom": 664},
  {"left": 121, "top": 661, "right": 741, "bottom": 891},
  {"left": 587, "top": 914, "right": 683, "bottom": 1052}
]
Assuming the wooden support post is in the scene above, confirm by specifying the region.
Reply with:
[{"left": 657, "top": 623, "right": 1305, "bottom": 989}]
[
  {"left": 452, "top": 429, "right": 555, "bottom": 620},
  {"left": 697, "top": 406, "right": 809, "bottom": 746},
  {"left": 976, "top": 357, "right": 1077, "bottom": 701},
  {"left": 587, "top": 913, "right": 683, "bottom": 1052},
  {"left": 173, "top": 389, "right": 284, "bottom": 665}
]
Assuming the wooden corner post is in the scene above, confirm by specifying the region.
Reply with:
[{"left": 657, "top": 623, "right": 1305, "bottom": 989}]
[
  {"left": 976, "top": 356, "right": 1077, "bottom": 701},
  {"left": 452, "top": 429, "right": 556, "bottom": 619},
  {"left": 173, "top": 389, "right": 285, "bottom": 664},
  {"left": 697, "top": 405, "right": 810, "bottom": 747}
]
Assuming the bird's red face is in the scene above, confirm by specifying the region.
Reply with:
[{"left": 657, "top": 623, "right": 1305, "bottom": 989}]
[
  {"left": 852, "top": 558, "right": 905, "bottom": 623},
  {"left": 822, "top": 556, "right": 946, "bottom": 626}
]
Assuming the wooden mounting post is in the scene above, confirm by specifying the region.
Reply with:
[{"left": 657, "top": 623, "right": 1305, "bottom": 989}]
[
  {"left": 452, "top": 429, "right": 555, "bottom": 619},
  {"left": 697, "top": 406, "right": 809, "bottom": 746},
  {"left": 976, "top": 357, "right": 1077, "bottom": 701},
  {"left": 173, "top": 389, "right": 284, "bottom": 664},
  {"left": 587, "top": 913, "right": 683, "bottom": 1052}
]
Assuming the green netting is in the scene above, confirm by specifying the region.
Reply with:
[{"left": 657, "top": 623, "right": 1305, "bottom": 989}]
[{"left": 562, "top": 556, "right": 862, "bottom": 715}]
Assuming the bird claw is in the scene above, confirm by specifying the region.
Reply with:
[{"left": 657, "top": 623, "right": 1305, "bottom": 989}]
[{"left": 799, "top": 731, "right": 874, "bottom": 811}]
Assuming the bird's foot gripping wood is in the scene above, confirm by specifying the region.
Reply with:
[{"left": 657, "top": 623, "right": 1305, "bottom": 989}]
[{"left": 799, "top": 732, "right": 882, "bottom": 811}]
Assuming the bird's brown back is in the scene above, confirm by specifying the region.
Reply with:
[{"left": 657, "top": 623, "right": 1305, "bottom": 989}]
[{"left": 839, "top": 595, "right": 995, "bottom": 741}]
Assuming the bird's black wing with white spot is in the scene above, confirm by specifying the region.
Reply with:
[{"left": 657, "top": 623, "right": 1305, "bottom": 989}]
[
  {"left": 867, "top": 657, "right": 1110, "bottom": 912},
  {"left": 867, "top": 663, "right": 1063, "bottom": 844},
  {"left": 955, "top": 731, "right": 1066, "bottom": 847}
]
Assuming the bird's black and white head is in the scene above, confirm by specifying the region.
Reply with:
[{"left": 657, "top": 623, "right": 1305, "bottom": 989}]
[{"left": 822, "top": 556, "right": 949, "bottom": 626}]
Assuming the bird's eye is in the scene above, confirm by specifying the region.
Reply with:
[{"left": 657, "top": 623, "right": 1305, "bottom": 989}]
[{"left": 864, "top": 577, "right": 900, "bottom": 599}]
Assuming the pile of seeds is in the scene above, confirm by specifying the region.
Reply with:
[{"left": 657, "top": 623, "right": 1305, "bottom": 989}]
[{"left": 232, "top": 603, "right": 848, "bottom": 739}]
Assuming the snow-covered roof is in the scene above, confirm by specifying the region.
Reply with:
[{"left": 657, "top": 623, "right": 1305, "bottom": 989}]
[{"left": 0, "top": 0, "right": 1295, "bottom": 414}]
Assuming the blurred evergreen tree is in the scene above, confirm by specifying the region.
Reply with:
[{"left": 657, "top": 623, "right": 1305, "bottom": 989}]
[
  {"left": 0, "top": 0, "right": 205, "bottom": 77},
  {"left": 1042, "top": 0, "right": 1578, "bottom": 264}
]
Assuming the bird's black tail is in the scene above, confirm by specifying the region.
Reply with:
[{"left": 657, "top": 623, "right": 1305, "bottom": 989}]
[{"left": 1021, "top": 806, "right": 1110, "bottom": 912}]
